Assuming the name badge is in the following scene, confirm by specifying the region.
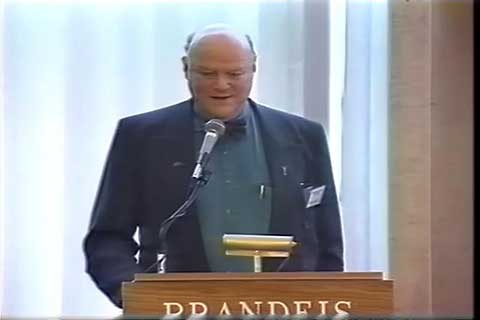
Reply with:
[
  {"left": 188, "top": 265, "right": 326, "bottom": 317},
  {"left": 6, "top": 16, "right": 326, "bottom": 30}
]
[{"left": 304, "top": 185, "right": 326, "bottom": 208}]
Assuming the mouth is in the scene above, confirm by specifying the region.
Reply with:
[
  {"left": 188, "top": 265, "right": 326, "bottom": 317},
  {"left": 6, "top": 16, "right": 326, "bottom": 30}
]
[{"left": 210, "top": 96, "right": 233, "bottom": 100}]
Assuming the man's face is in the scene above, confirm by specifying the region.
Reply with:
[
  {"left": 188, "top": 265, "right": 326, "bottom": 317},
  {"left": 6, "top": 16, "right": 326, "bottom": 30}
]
[{"left": 183, "top": 35, "right": 255, "bottom": 120}]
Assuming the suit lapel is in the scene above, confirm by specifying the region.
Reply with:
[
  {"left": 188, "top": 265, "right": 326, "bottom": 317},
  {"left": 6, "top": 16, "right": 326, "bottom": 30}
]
[
  {"left": 252, "top": 101, "right": 306, "bottom": 233},
  {"left": 251, "top": 101, "right": 307, "bottom": 271},
  {"left": 150, "top": 101, "right": 196, "bottom": 196}
]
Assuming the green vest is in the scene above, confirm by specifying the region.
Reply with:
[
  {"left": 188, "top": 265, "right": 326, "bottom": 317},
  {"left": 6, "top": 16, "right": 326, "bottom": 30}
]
[{"left": 194, "top": 104, "right": 272, "bottom": 272}]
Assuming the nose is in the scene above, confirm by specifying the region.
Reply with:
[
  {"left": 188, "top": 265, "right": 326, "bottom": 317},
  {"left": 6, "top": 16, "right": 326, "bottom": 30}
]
[{"left": 212, "top": 74, "right": 231, "bottom": 90}]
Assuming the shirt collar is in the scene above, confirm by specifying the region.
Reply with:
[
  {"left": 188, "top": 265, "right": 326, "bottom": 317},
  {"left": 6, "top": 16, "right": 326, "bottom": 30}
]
[{"left": 193, "top": 101, "right": 251, "bottom": 133}]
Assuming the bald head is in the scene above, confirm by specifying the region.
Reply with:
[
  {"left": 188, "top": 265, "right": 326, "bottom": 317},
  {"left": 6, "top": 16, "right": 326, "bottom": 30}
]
[{"left": 184, "top": 24, "right": 256, "bottom": 61}]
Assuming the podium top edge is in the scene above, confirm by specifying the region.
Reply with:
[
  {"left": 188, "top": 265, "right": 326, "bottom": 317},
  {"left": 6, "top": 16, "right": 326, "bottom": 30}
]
[{"left": 132, "top": 271, "right": 388, "bottom": 282}]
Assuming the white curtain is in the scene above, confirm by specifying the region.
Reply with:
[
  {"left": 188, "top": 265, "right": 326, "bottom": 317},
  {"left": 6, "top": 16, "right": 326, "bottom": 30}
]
[
  {"left": 0, "top": 0, "right": 388, "bottom": 317},
  {"left": 339, "top": 0, "right": 389, "bottom": 272}
]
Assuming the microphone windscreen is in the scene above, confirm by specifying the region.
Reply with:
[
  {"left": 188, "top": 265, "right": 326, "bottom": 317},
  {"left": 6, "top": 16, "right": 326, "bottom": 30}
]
[{"left": 205, "top": 119, "right": 226, "bottom": 136}]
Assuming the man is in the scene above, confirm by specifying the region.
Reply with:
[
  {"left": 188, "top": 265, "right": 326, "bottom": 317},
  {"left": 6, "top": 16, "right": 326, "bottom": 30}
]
[{"left": 83, "top": 24, "right": 344, "bottom": 308}]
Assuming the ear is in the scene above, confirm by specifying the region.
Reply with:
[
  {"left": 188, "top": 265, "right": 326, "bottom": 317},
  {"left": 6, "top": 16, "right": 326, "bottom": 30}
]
[
  {"left": 252, "top": 55, "right": 257, "bottom": 72},
  {"left": 181, "top": 56, "right": 189, "bottom": 76}
]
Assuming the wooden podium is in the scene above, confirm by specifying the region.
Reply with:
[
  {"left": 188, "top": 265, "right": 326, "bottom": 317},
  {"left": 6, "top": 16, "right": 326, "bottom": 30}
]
[{"left": 122, "top": 272, "right": 393, "bottom": 317}]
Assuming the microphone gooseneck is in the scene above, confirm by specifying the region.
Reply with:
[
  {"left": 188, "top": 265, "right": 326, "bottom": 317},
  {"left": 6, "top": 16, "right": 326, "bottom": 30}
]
[{"left": 144, "top": 119, "right": 225, "bottom": 273}]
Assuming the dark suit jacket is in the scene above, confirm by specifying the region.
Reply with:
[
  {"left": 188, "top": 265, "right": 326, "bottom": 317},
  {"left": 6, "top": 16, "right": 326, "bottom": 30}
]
[{"left": 83, "top": 99, "right": 344, "bottom": 307}]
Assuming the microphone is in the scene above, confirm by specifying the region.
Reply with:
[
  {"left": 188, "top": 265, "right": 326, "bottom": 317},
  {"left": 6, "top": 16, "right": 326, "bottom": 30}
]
[
  {"left": 143, "top": 119, "right": 226, "bottom": 273},
  {"left": 192, "top": 119, "right": 226, "bottom": 179}
]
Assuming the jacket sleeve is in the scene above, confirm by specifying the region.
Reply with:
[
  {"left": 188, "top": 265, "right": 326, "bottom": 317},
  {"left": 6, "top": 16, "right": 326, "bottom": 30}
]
[
  {"left": 308, "top": 124, "right": 344, "bottom": 271},
  {"left": 83, "top": 119, "right": 143, "bottom": 308}
]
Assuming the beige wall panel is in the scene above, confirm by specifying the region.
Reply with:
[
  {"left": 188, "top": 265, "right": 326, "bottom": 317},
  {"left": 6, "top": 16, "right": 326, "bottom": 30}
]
[
  {"left": 389, "top": 0, "right": 432, "bottom": 316},
  {"left": 390, "top": 107, "right": 432, "bottom": 316},
  {"left": 390, "top": 0, "right": 431, "bottom": 109},
  {"left": 430, "top": 1, "right": 473, "bottom": 316},
  {"left": 389, "top": 0, "right": 473, "bottom": 317}
]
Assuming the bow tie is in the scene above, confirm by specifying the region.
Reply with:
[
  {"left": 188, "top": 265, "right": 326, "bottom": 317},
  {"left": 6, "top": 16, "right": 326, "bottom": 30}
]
[{"left": 224, "top": 117, "right": 247, "bottom": 137}]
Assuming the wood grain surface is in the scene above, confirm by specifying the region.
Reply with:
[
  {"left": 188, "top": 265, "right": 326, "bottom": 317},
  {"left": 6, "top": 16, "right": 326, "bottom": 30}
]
[{"left": 123, "top": 272, "right": 393, "bottom": 316}]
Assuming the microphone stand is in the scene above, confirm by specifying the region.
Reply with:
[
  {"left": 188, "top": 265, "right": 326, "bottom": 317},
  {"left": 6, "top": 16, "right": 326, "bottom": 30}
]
[
  {"left": 143, "top": 168, "right": 211, "bottom": 273},
  {"left": 144, "top": 118, "right": 225, "bottom": 273}
]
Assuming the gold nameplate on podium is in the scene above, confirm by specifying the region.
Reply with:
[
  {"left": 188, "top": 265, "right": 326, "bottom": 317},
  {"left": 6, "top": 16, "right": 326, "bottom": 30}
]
[{"left": 223, "top": 234, "right": 297, "bottom": 272}]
